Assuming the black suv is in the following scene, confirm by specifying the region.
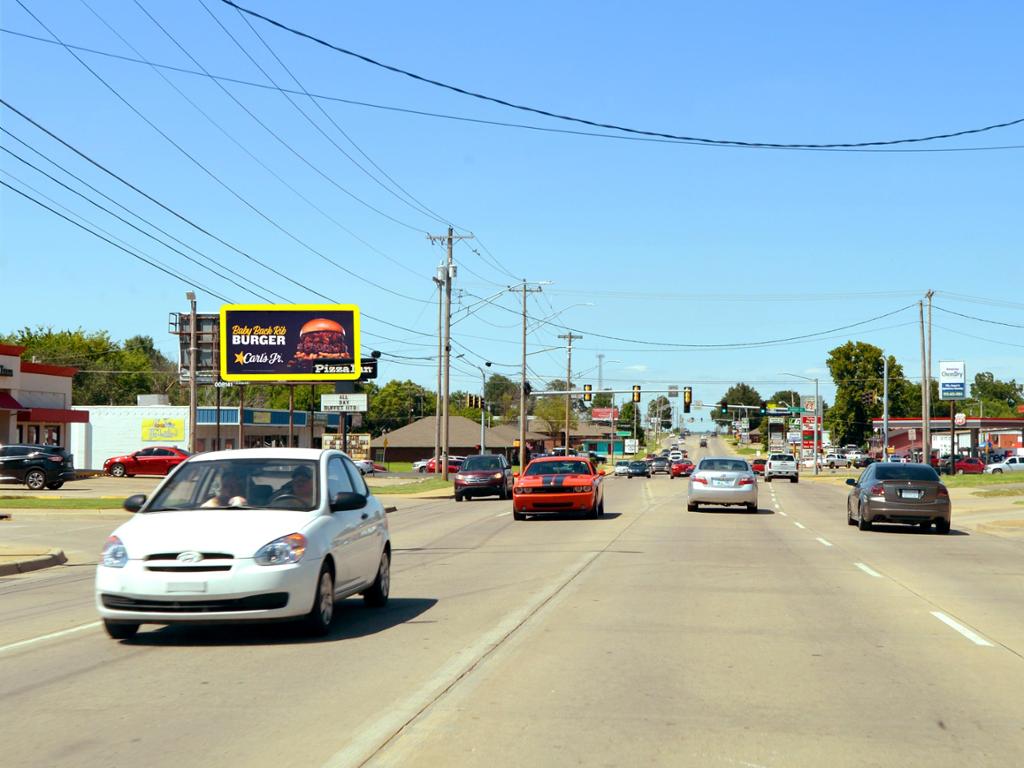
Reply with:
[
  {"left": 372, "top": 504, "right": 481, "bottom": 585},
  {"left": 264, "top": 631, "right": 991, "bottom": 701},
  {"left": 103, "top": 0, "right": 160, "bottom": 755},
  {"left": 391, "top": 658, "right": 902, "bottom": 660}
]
[{"left": 0, "top": 444, "right": 76, "bottom": 490}]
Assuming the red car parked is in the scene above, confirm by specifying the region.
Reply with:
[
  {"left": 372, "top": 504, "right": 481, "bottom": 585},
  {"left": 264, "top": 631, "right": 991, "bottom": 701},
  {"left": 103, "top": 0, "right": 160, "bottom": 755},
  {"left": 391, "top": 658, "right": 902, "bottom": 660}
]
[
  {"left": 953, "top": 457, "right": 985, "bottom": 475},
  {"left": 424, "top": 455, "right": 465, "bottom": 474},
  {"left": 104, "top": 446, "right": 190, "bottom": 477},
  {"left": 670, "top": 459, "right": 695, "bottom": 478}
]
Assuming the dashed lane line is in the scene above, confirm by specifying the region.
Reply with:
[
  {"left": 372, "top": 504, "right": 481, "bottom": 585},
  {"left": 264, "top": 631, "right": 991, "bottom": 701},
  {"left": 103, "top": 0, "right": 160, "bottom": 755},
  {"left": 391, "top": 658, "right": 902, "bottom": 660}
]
[
  {"left": 855, "top": 562, "right": 882, "bottom": 578},
  {"left": 0, "top": 621, "right": 101, "bottom": 656},
  {"left": 777, "top": 510, "right": 787, "bottom": 517},
  {"left": 930, "top": 611, "right": 995, "bottom": 647},
  {"left": 793, "top": 521, "right": 806, "bottom": 529},
  {"left": 815, "top": 537, "right": 833, "bottom": 547}
]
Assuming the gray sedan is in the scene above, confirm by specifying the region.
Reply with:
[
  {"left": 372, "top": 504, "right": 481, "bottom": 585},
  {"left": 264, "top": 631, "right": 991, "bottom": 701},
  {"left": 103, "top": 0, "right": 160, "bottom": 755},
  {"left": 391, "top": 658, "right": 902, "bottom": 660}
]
[
  {"left": 846, "top": 462, "right": 951, "bottom": 533},
  {"left": 687, "top": 457, "right": 758, "bottom": 512}
]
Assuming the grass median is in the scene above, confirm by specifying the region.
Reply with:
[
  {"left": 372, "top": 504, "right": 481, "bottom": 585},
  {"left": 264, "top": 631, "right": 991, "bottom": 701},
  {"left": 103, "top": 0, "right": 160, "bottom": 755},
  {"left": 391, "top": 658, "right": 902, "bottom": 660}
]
[
  {"left": 366, "top": 478, "right": 451, "bottom": 495},
  {"left": 0, "top": 496, "right": 128, "bottom": 509},
  {"left": 941, "top": 473, "right": 1024, "bottom": 489}
]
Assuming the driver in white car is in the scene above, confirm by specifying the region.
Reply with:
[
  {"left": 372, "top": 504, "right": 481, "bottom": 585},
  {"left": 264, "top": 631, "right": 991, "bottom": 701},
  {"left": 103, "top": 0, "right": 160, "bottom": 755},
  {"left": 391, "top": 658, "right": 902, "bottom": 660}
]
[{"left": 272, "top": 464, "right": 315, "bottom": 507}]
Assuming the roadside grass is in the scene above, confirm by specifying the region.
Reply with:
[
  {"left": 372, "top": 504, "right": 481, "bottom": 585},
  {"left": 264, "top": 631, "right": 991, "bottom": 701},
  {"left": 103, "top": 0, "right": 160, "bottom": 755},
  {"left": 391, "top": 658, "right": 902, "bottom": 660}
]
[
  {"left": 366, "top": 478, "right": 450, "bottom": 495},
  {"left": 0, "top": 497, "right": 127, "bottom": 509},
  {"left": 970, "top": 487, "right": 1024, "bottom": 498},
  {"left": 942, "top": 473, "right": 1024, "bottom": 489},
  {"left": 380, "top": 461, "right": 414, "bottom": 473}
]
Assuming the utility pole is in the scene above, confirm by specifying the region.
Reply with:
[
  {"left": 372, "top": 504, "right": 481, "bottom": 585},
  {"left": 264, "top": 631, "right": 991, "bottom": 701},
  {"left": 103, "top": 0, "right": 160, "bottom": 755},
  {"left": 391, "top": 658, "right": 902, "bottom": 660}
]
[
  {"left": 186, "top": 291, "right": 197, "bottom": 454},
  {"left": 558, "top": 332, "right": 582, "bottom": 450},
  {"left": 432, "top": 268, "right": 444, "bottom": 473},
  {"left": 508, "top": 281, "right": 545, "bottom": 469},
  {"left": 597, "top": 353, "right": 605, "bottom": 392},
  {"left": 919, "top": 300, "right": 929, "bottom": 460},
  {"left": 882, "top": 353, "right": 889, "bottom": 458},
  {"left": 926, "top": 289, "right": 934, "bottom": 462},
  {"left": 427, "top": 227, "right": 472, "bottom": 480}
]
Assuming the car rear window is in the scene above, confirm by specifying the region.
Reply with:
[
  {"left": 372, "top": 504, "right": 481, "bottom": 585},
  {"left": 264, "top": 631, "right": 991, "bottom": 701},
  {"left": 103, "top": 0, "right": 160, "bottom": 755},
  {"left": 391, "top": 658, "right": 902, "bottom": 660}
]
[
  {"left": 769, "top": 454, "right": 794, "bottom": 462},
  {"left": 874, "top": 464, "right": 940, "bottom": 481},
  {"left": 698, "top": 459, "right": 749, "bottom": 472},
  {"left": 461, "top": 456, "right": 503, "bottom": 471}
]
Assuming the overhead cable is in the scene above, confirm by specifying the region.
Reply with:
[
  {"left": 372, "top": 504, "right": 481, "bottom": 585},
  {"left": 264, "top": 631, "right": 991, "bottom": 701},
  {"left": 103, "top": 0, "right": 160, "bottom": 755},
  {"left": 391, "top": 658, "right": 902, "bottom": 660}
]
[
  {"left": 932, "top": 305, "right": 1024, "bottom": 329},
  {"left": 223, "top": 0, "right": 1024, "bottom": 150}
]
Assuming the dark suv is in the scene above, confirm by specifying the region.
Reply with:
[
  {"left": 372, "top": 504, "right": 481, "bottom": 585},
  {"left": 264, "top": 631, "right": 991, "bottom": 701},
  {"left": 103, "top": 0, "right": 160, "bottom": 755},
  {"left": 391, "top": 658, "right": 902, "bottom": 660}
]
[
  {"left": 0, "top": 444, "right": 76, "bottom": 490},
  {"left": 454, "top": 454, "right": 513, "bottom": 501}
]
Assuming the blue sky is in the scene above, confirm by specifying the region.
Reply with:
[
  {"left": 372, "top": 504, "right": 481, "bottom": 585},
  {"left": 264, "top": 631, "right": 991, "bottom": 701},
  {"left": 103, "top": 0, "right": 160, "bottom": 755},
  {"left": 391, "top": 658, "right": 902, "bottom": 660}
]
[{"left": 2, "top": 0, "right": 1021, "bottom": 415}]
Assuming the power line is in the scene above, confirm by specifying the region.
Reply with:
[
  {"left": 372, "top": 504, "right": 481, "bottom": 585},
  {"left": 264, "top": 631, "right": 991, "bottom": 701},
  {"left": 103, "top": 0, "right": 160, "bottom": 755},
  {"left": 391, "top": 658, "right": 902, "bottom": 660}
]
[
  {"left": 223, "top": 0, "right": 1024, "bottom": 150},
  {"left": 933, "top": 305, "right": 1024, "bottom": 329},
  {"left": 219, "top": 0, "right": 453, "bottom": 228},
  {"left": 77, "top": 0, "right": 425, "bottom": 282},
  {"left": 0, "top": 139, "right": 275, "bottom": 302},
  {"left": 931, "top": 323, "right": 1024, "bottom": 350},
  {"left": 6, "top": 27, "right": 1023, "bottom": 155},
  {"left": 1, "top": 177, "right": 231, "bottom": 302},
  {"left": 13, "top": 1, "right": 430, "bottom": 306}
]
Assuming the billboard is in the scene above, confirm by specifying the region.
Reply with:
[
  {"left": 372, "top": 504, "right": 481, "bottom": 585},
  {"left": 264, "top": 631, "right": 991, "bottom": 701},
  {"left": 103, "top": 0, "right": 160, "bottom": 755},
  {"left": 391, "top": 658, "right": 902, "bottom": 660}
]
[
  {"left": 591, "top": 407, "right": 620, "bottom": 421},
  {"left": 141, "top": 418, "right": 184, "bottom": 442},
  {"left": 219, "top": 304, "right": 361, "bottom": 381},
  {"left": 939, "top": 360, "right": 966, "bottom": 400}
]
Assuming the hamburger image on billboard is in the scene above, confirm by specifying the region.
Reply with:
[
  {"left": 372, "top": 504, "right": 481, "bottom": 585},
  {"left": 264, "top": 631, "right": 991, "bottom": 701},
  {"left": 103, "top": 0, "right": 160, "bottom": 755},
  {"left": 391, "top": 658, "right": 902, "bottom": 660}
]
[{"left": 220, "top": 304, "right": 361, "bottom": 381}]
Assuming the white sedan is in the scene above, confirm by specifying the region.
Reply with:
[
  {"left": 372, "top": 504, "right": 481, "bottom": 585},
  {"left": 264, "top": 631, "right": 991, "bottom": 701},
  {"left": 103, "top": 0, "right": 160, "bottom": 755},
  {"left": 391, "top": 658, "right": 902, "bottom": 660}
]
[
  {"left": 353, "top": 459, "right": 377, "bottom": 475},
  {"left": 96, "top": 448, "right": 391, "bottom": 639}
]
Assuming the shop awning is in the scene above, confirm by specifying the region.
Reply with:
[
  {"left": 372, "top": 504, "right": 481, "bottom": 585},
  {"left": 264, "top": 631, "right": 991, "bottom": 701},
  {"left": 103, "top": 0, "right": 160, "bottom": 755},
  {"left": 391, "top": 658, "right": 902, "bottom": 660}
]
[
  {"left": 16, "top": 408, "right": 89, "bottom": 424},
  {"left": 0, "top": 392, "right": 27, "bottom": 411}
]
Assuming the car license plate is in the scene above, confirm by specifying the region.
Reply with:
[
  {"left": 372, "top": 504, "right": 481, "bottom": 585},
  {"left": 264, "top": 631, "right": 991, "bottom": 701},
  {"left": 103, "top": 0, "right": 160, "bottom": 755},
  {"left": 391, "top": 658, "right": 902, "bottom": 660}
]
[
  {"left": 900, "top": 489, "right": 923, "bottom": 499},
  {"left": 166, "top": 582, "right": 207, "bottom": 593},
  {"left": 713, "top": 479, "right": 730, "bottom": 487}
]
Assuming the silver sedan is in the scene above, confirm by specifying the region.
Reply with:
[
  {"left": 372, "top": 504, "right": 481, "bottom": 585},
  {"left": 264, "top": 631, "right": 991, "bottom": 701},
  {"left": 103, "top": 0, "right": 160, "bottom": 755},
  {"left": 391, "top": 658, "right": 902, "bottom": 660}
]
[{"left": 687, "top": 457, "right": 758, "bottom": 512}]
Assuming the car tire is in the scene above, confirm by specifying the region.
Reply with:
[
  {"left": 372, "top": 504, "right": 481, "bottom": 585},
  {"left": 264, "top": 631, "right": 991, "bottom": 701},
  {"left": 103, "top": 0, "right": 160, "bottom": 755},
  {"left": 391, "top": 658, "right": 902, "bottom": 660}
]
[
  {"left": 103, "top": 620, "right": 139, "bottom": 640},
  {"left": 993, "top": 469, "right": 1003, "bottom": 474},
  {"left": 935, "top": 519, "right": 951, "bottom": 535},
  {"left": 46, "top": 481, "right": 64, "bottom": 490},
  {"left": 25, "top": 469, "right": 46, "bottom": 491},
  {"left": 363, "top": 549, "right": 390, "bottom": 608},
  {"left": 687, "top": 502, "right": 699, "bottom": 512},
  {"left": 454, "top": 493, "right": 463, "bottom": 502},
  {"left": 587, "top": 498, "right": 599, "bottom": 519},
  {"left": 847, "top": 502, "right": 856, "bottom": 526},
  {"left": 110, "top": 463, "right": 126, "bottom": 478},
  {"left": 746, "top": 502, "right": 757, "bottom": 513},
  {"left": 791, "top": 477, "right": 798, "bottom": 484},
  {"left": 304, "top": 565, "right": 335, "bottom": 636},
  {"left": 857, "top": 505, "right": 872, "bottom": 531},
  {"left": 765, "top": 476, "right": 772, "bottom": 483},
  {"left": 918, "top": 521, "right": 933, "bottom": 532},
  {"left": 956, "top": 469, "right": 964, "bottom": 475},
  {"left": 513, "top": 509, "right": 526, "bottom": 521},
  {"left": 597, "top": 497, "right": 605, "bottom": 517}
]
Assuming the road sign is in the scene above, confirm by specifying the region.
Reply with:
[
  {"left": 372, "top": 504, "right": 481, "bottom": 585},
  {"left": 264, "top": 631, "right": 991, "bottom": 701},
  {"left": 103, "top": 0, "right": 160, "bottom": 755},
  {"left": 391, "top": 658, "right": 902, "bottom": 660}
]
[
  {"left": 668, "top": 386, "right": 678, "bottom": 398},
  {"left": 788, "top": 407, "right": 804, "bottom": 414},
  {"left": 939, "top": 361, "right": 966, "bottom": 400},
  {"left": 616, "top": 430, "right": 631, "bottom": 436},
  {"left": 320, "top": 393, "right": 368, "bottom": 412}
]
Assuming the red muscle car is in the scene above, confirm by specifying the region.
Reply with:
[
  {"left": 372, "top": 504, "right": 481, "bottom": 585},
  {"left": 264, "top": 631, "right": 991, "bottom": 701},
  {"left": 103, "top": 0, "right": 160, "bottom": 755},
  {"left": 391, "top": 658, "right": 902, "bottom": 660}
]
[{"left": 512, "top": 456, "right": 605, "bottom": 520}]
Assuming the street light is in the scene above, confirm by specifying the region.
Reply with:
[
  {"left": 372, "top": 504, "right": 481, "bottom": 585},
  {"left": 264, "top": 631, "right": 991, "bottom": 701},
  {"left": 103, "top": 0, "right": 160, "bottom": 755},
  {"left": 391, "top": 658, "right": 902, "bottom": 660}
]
[
  {"left": 780, "top": 372, "right": 819, "bottom": 476},
  {"left": 466, "top": 360, "right": 492, "bottom": 454}
]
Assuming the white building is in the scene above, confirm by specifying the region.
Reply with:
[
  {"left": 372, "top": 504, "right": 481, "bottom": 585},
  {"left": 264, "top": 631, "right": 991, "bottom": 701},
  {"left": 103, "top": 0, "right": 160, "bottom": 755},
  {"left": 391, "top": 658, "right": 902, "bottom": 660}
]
[{"left": 0, "top": 343, "right": 88, "bottom": 447}]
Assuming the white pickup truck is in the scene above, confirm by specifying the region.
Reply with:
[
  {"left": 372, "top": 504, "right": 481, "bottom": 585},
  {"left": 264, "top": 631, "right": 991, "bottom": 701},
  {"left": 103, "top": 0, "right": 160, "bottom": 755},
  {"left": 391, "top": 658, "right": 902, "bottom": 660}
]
[{"left": 765, "top": 453, "right": 799, "bottom": 483}]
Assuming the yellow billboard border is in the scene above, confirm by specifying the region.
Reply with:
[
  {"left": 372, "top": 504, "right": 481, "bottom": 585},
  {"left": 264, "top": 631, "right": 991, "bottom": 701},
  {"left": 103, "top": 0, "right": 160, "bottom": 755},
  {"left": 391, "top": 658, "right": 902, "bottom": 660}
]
[{"left": 219, "top": 304, "right": 362, "bottom": 382}]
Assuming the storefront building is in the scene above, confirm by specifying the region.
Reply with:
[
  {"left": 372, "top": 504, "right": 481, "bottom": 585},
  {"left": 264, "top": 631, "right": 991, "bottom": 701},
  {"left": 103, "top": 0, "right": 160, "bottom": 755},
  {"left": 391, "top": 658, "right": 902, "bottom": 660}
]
[{"left": 0, "top": 343, "right": 89, "bottom": 447}]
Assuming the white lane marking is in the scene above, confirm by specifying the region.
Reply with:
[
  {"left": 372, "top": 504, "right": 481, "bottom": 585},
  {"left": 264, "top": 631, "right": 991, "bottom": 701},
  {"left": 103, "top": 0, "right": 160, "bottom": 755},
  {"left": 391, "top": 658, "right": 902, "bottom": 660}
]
[
  {"left": 855, "top": 562, "right": 882, "bottom": 578},
  {"left": 777, "top": 510, "right": 788, "bottom": 517},
  {"left": 793, "top": 521, "right": 806, "bottom": 529},
  {"left": 321, "top": 551, "right": 599, "bottom": 768},
  {"left": 930, "top": 611, "right": 994, "bottom": 647},
  {"left": 815, "top": 537, "right": 833, "bottom": 547},
  {"left": 0, "top": 621, "right": 101, "bottom": 656},
  {"left": 495, "top": 511, "right": 511, "bottom": 517}
]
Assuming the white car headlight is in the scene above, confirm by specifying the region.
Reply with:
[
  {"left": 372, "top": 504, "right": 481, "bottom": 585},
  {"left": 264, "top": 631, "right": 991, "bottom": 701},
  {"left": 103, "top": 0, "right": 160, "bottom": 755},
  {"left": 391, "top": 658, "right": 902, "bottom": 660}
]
[
  {"left": 101, "top": 535, "right": 128, "bottom": 568},
  {"left": 492, "top": 473, "right": 504, "bottom": 480},
  {"left": 455, "top": 474, "right": 465, "bottom": 480},
  {"left": 254, "top": 533, "right": 307, "bottom": 566}
]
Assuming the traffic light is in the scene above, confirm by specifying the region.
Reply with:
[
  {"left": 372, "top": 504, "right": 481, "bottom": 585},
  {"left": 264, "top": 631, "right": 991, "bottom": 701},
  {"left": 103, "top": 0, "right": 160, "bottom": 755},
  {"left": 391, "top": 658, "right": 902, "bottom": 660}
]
[
  {"left": 683, "top": 386, "right": 692, "bottom": 413},
  {"left": 632, "top": 385, "right": 641, "bottom": 403},
  {"left": 583, "top": 384, "right": 593, "bottom": 402},
  {"left": 759, "top": 401, "right": 767, "bottom": 415},
  {"left": 719, "top": 399, "right": 728, "bottom": 414},
  {"left": 523, "top": 381, "right": 533, "bottom": 397}
]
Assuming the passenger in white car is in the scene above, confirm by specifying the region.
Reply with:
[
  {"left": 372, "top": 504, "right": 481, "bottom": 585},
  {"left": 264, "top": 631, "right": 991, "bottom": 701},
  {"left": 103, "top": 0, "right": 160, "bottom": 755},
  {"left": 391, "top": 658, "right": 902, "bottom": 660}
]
[{"left": 201, "top": 470, "right": 248, "bottom": 508}]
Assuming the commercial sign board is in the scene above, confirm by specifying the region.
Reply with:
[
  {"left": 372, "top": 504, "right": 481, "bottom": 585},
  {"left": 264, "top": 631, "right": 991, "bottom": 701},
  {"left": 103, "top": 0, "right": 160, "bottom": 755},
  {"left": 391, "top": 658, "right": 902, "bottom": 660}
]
[
  {"left": 591, "top": 407, "right": 620, "bottom": 421},
  {"left": 939, "top": 360, "right": 966, "bottom": 400},
  {"left": 141, "top": 418, "right": 184, "bottom": 442},
  {"left": 320, "top": 393, "right": 369, "bottom": 413},
  {"left": 220, "top": 304, "right": 361, "bottom": 381},
  {"left": 624, "top": 438, "right": 639, "bottom": 454}
]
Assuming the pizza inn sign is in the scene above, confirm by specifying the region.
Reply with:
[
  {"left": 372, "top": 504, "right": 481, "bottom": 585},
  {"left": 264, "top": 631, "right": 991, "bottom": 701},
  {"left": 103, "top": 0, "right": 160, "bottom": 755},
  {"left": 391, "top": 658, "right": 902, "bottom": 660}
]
[{"left": 219, "top": 304, "right": 362, "bottom": 382}]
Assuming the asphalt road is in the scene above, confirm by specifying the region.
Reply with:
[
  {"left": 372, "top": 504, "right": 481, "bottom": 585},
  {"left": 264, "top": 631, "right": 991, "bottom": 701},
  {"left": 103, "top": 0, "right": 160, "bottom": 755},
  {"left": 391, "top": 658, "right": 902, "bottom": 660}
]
[{"left": 1, "top": 436, "right": 1022, "bottom": 768}]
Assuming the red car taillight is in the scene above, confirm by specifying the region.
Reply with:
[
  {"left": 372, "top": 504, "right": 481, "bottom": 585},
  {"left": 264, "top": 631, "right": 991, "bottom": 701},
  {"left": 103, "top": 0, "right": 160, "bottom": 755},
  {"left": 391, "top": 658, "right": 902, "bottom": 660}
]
[
  {"left": 691, "top": 475, "right": 707, "bottom": 484},
  {"left": 869, "top": 483, "right": 885, "bottom": 496},
  {"left": 738, "top": 476, "right": 754, "bottom": 486},
  {"left": 46, "top": 455, "right": 63, "bottom": 463},
  {"left": 937, "top": 485, "right": 949, "bottom": 498}
]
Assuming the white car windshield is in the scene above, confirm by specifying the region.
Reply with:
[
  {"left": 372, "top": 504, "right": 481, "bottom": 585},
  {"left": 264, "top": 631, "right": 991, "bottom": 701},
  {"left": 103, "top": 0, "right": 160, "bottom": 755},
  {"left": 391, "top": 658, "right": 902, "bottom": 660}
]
[{"left": 146, "top": 458, "right": 320, "bottom": 511}]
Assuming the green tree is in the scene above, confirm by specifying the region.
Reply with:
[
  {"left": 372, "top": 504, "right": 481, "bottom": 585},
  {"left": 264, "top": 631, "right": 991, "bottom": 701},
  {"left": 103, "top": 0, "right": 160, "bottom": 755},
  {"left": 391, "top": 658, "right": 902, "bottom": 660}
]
[
  {"left": 825, "top": 342, "right": 912, "bottom": 447},
  {"left": 970, "top": 372, "right": 1023, "bottom": 417},
  {"left": 484, "top": 373, "right": 519, "bottom": 417},
  {"left": 647, "top": 395, "right": 672, "bottom": 429},
  {"left": 592, "top": 390, "right": 614, "bottom": 408},
  {"left": 618, "top": 401, "right": 645, "bottom": 443},
  {"left": 533, "top": 395, "right": 576, "bottom": 437},
  {"left": 365, "top": 379, "right": 434, "bottom": 435},
  {"left": 768, "top": 390, "right": 801, "bottom": 408}
]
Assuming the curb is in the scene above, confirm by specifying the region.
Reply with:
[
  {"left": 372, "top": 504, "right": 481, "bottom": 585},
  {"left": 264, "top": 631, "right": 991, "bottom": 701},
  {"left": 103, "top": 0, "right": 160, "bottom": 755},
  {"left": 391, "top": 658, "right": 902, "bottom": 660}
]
[
  {"left": 0, "top": 549, "right": 68, "bottom": 577},
  {"left": 976, "top": 520, "right": 1024, "bottom": 537}
]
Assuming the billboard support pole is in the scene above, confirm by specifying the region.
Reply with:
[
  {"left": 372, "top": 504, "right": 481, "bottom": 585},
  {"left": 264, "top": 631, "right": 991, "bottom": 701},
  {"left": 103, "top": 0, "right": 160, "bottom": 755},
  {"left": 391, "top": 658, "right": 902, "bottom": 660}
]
[
  {"left": 215, "top": 382, "right": 221, "bottom": 452},
  {"left": 187, "top": 292, "right": 197, "bottom": 454},
  {"left": 309, "top": 384, "right": 315, "bottom": 449},
  {"left": 288, "top": 385, "right": 295, "bottom": 447},
  {"left": 237, "top": 385, "right": 244, "bottom": 449}
]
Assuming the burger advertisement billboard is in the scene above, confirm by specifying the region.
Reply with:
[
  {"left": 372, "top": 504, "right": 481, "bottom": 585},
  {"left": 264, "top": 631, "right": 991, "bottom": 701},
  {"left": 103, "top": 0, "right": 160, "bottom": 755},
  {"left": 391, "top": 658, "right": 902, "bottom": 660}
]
[{"left": 219, "top": 304, "right": 361, "bottom": 381}]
